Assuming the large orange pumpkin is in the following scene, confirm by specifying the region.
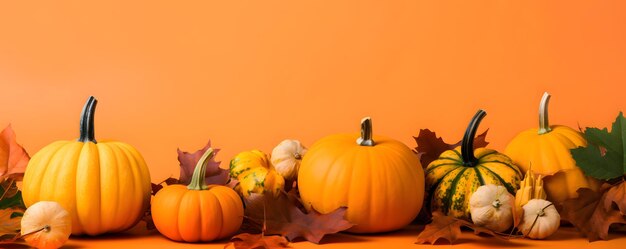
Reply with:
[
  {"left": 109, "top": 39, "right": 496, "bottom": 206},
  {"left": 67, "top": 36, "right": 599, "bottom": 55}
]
[
  {"left": 505, "top": 92, "right": 600, "bottom": 203},
  {"left": 22, "top": 96, "right": 151, "bottom": 236},
  {"left": 298, "top": 117, "right": 424, "bottom": 233},
  {"left": 151, "top": 148, "right": 244, "bottom": 242}
]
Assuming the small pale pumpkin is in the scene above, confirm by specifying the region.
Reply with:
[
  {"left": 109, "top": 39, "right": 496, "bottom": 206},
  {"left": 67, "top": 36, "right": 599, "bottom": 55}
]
[
  {"left": 426, "top": 110, "right": 522, "bottom": 219},
  {"left": 505, "top": 92, "right": 600, "bottom": 203},
  {"left": 21, "top": 201, "right": 72, "bottom": 249},
  {"left": 152, "top": 148, "right": 244, "bottom": 242},
  {"left": 519, "top": 199, "right": 560, "bottom": 239},
  {"left": 298, "top": 117, "right": 424, "bottom": 233},
  {"left": 469, "top": 184, "right": 514, "bottom": 232},
  {"left": 271, "top": 139, "right": 307, "bottom": 181},
  {"left": 22, "top": 96, "right": 151, "bottom": 236}
]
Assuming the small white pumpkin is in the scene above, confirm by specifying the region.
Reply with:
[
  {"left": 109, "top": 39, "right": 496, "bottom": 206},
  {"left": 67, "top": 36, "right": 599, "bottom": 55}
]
[
  {"left": 21, "top": 201, "right": 72, "bottom": 249},
  {"left": 271, "top": 139, "right": 307, "bottom": 181},
  {"left": 519, "top": 199, "right": 560, "bottom": 239},
  {"left": 469, "top": 184, "right": 514, "bottom": 232}
]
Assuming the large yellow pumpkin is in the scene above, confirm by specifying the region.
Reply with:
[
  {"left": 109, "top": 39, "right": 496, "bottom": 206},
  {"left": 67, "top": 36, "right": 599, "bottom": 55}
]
[
  {"left": 22, "top": 96, "right": 151, "bottom": 236},
  {"left": 298, "top": 117, "right": 424, "bottom": 233},
  {"left": 504, "top": 92, "right": 600, "bottom": 203},
  {"left": 426, "top": 110, "right": 522, "bottom": 219},
  {"left": 152, "top": 148, "right": 243, "bottom": 242}
]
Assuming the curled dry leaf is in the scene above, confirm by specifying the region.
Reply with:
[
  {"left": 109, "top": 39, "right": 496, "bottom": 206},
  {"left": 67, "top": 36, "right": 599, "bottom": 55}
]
[
  {"left": 416, "top": 211, "right": 508, "bottom": 245},
  {"left": 177, "top": 140, "right": 228, "bottom": 185},
  {"left": 226, "top": 233, "right": 289, "bottom": 249},
  {"left": 0, "top": 208, "right": 21, "bottom": 239},
  {"left": 561, "top": 183, "right": 626, "bottom": 241},
  {"left": 0, "top": 125, "right": 30, "bottom": 180},
  {"left": 243, "top": 191, "right": 353, "bottom": 243}
]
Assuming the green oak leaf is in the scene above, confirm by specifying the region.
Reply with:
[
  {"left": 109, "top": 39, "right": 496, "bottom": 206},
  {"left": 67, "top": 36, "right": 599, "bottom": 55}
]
[{"left": 571, "top": 112, "right": 626, "bottom": 180}]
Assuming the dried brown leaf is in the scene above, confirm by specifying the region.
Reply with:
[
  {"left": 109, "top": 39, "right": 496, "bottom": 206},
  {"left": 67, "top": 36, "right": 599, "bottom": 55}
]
[
  {"left": 0, "top": 208, "right": 22, "bottom": 240},
  {"left": 416, "top": 211, "right": 506, "bottom": 245},
  {"left": 226, "top": 233, "right": 289, "bottom": 249},
  {"left": 243, "top": 192, "right": 353, "bottom": 243},
  {"left": 413, "top": 129, "right": 489, "bottom": 168},
  {"left": 177, "top": 140, "right": 227, "bottom": 185},
  {"left": 561, "top": 183, "right": 626, "bottom": 241}
]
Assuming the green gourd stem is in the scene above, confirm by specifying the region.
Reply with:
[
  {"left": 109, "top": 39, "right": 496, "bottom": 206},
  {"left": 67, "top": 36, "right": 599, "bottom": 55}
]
[
  {"left": 356, "top": 117, "right": 375, "bottom": 146},
  {"left": 188, "top": 148, "right": 215, "bottom": 190},
  {"left": 78, "top": 96, "right": 98, "bottom": 143},
  {"left": 538, "top": 92, "right": 552, "bottom": 134},
  {"left": 461, "top": 110, "right": 487, "bottom": 167}
]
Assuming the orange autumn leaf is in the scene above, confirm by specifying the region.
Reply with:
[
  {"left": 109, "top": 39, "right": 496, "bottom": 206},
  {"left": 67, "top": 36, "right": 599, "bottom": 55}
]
[
  {"left": 0, "top": 208, "right": 22, "bottom": 239},
  {"left": 416, "top": 212, "right": 507, "bottom": 245},
  {"left": 561, "top": 183, "right": 626, "bottom": 241},
  {"left": 226, "top": 233, "right": 289, "bottom": 249},
  {"left": 0, "top": 125, "right": 30, "bottom": 180}
]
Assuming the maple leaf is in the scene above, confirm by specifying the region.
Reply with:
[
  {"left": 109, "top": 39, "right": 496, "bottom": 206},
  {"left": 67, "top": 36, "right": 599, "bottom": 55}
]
[
  {"left": 0, "top": 179, "right": 24, "bottom": 210},
  {"left": 0, "top": 125, "right": 30, "bottom": 180},
  {"left": 177, "top": 140, "right": 228, "bottom": 185},
  {"left": 571, "top": 112, "right": 626, "bottom": 180},
  {"left": 242, "top": 191, "right": 353, "bottom": 243},
  {"left": 561, "top": 184, "right": 626, "bottom": 241},
  {"left": 413, "top": 129, "right": 489, "bottom": 167},
  {"left": 0, "top": 208, "right": 22, "bottom": 239},
  {"left": 416, "top": 211, "right": 506, "bottom": 245},
  {"left": 226, "top": 233, "right": 289, "bottom": 249}
]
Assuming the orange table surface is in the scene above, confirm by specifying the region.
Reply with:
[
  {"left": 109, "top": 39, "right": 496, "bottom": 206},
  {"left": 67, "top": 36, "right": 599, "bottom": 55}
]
[{"left": 49, "top": 225, "right": 624, "bottom": 249}]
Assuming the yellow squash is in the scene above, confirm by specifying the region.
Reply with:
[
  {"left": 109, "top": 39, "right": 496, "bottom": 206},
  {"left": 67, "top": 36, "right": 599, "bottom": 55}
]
[
  {"left": 229, "top": 150, "right": 284, "bottom": 198},
  {"left": 505, "top": 92, "right": 600, "bottom": 203},
  {"left": 22, "top": 96, "right": 151, "bottom": 236}
]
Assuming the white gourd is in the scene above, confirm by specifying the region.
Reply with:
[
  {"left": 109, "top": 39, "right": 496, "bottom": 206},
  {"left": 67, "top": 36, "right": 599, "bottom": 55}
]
[
  {"left": 271, "top": 139, "right": 307, "bottom": 181},
  {"left": 469, "top": 184, "right": 514, "bottom": 232},
  {"left": 21, "top": 201, "right": 72, "bottom": 249},
  {"left": 519, "top": 199, "right": 560, "bottom": 239}
]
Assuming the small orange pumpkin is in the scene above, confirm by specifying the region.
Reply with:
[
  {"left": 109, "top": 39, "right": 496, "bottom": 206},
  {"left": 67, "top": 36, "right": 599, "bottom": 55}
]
[
  {"left": 151, "top": 148, "right": 244, "bottom": 242},
  {"left": 298, "top": 117, "right": 424, "bottom": 233}
]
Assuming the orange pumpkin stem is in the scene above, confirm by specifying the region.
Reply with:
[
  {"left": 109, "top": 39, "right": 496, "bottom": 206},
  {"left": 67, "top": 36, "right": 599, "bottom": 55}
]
[
  {"left": 78, "top": 96, "right": 98, "bottom": 143},
  {"left": 356, "top": 117, "right": 375, "bottom": 146},
  {"left": 461, "top": 109, "right": 487, "bottom": 166},
  {"left": 538, "top": 92, "right": 552, "bottom": 135},
  {"left": 187, "top": 148, "right": 215, "bottom": 190}
]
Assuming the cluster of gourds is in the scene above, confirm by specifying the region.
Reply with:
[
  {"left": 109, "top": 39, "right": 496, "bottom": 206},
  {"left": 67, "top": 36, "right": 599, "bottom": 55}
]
[{"left": 18, "top": 91, "right": 599, "bottom": 247}]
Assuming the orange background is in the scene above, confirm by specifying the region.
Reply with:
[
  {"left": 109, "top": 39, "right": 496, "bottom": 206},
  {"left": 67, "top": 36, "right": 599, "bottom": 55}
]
[{"left": 0, "top": 1, "right": 625, "bottom": 247}]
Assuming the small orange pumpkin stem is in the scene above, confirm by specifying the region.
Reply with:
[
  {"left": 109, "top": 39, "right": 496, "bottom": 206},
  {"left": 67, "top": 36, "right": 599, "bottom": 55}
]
[
  {"left": 78, "top": 96, "right": 98, "bottom": 143},
  {"left": 461, "top": 109, "right": 487, "bottom": 166},
  {"left": 187, "top": 148, "right": 215, "bottom": 190},
  {"left": 538, "top": 92, "right": 552, "bottom": 135},
  {"left": 356, "top": 117, "right": 375, "bottom": 146}
]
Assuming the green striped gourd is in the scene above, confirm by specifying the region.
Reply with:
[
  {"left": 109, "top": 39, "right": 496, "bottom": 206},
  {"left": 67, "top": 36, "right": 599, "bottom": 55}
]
[{"left": 425, "top": 110, "right": 522, "bottom": 219}]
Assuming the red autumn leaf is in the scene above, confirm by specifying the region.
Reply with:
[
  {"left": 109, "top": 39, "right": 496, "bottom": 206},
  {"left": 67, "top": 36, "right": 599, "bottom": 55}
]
[
  {"left": 413, "top": 128, "right": 489, "bottom": 167},
  {"left": 561, "top": 183, "right": 626, "bottom": 241},
  {"left": 226, "top": 233, "right": 289, "bottom": 249},
  {"left": 416, "top": 211, "right": 506, "bottom": 245},
  {"left": 177, "top": 140, "right": 228, "bottom": 185},
  {"left": 243, "top": 191, "right": 353, "bottom": 244},
  {"left": 0, "top": 125, "right": 30, "bottom": 180}
]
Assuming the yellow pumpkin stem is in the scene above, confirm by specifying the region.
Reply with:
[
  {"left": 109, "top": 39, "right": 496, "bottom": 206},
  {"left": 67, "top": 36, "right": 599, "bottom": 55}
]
[
  {"left": 78, "top": 96, "right": 98, "bottom": 143},
  {"left": 538, "top": 92, "right": 552, "bottom": 135},
  {"left": 188, "top": 148, "right": 215, "bottom": 190},
  {"left": 461, "top": 110, "right": 487, "bottom": 166},
  {"left": 356, "top": 117, "right": 375, "bottom": 146}
]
